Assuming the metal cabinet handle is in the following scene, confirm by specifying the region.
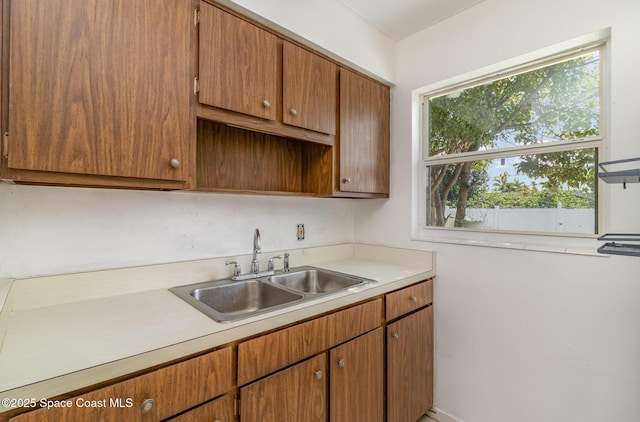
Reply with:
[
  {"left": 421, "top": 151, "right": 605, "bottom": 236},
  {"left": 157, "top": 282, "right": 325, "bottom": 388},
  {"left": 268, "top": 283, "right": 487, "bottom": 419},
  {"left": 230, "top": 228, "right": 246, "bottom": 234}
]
[
  {"left": 170, "top": 158, "right": 181, "bottom": 169},
  {"left": 410, "top": 295, "right": 418, "bottom": 303},
  {"left": 338, "top": 359, "right": 345, "bottom": 368},
  {"left": 290, "top": 108, "right": 297, "bottom": 116},
  {"left": 140, "top": 398, "right": 155, "bottom": 413},
  {"left": 342, "top": 177, "right": 351, "bottom": 183},
  {"left": 315, "top": 370, "right": 323, "bottom": 380},
  {"left": 392, "top": 332, "right": 399, "bottom": 340},
  {"left": 263, "top": 99, "right": 271, "bottom": 108}
]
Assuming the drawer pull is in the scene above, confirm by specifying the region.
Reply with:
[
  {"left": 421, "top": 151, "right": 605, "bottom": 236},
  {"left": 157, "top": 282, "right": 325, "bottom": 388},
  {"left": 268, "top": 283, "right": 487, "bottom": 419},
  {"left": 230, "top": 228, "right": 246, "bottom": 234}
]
[
  {"left": 338, "top": 359, "right": 345, "bottom": 368},
  {"left": 392, "top": 332, "right": 399, "bottom": 340},
  {"left": 410, "top": 295, "right": 418, "bottom": 303},
  {"left": 140, "top": 398, "right": 155, "bottom": 413},
  {"left": 315, "top": 370, "right": 323, "bottom": 380}
]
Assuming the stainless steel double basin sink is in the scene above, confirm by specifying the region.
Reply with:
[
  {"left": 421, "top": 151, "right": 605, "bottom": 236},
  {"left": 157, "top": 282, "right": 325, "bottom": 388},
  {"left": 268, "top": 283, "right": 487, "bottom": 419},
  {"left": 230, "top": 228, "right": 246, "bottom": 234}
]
[{"left": 170, "top": 266, "right": 375, "bottom": 323}]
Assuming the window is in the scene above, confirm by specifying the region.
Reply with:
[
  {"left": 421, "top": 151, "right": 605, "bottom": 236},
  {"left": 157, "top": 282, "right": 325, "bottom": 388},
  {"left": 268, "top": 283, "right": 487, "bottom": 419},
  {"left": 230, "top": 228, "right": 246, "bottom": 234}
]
[{"left": 422, "top": 46, "right": 603, "bottom": 235}]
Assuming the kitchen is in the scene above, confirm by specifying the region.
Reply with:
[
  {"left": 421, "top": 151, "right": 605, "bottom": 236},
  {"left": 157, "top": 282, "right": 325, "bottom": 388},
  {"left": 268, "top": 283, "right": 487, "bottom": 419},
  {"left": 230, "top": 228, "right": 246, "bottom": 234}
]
[{"left": 0, "top": 0, "right": 639, "bottom": 421}]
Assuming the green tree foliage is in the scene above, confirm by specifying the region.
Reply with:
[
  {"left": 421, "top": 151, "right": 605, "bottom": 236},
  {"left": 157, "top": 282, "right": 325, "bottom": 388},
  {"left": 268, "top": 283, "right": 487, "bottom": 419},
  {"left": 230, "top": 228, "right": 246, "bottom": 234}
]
[{"left": 428, "top": 51, "right": 600, "bottom": 226}]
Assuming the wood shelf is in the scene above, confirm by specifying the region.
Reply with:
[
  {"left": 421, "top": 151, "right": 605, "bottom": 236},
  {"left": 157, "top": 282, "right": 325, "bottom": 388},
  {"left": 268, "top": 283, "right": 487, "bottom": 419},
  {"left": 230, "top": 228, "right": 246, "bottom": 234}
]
[{"left": 196, "top": 120, "right": 332, "bottom": 196}]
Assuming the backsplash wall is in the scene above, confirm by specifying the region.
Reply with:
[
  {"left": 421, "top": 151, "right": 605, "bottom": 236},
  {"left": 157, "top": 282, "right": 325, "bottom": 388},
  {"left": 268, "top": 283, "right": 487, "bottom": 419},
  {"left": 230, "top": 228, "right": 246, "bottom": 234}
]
[{"left": 0, "top": 184, "right": 357, "bottom": 279}]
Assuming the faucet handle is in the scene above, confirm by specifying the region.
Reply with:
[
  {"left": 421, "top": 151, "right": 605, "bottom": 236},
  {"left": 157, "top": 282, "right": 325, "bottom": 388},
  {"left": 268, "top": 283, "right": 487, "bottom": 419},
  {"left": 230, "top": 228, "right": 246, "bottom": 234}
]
[
  {"left": 267, "top": 255, "right": 282, "bottom": 272},
  {"left": 225, "top": 260, "right": 241, "bottom": 277},
  {"left": 283, "top": 252, "right": 290, "bottom": 273}
]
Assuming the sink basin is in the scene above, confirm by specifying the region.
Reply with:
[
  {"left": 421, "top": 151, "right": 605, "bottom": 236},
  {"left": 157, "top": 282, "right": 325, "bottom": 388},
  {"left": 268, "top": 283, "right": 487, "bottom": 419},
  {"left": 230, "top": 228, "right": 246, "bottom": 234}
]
[
  {"left": 170, "top": 266, "right": 375, "bottom": 323},
  {"left": 170, "top": 279, "right": 303, "bottom": 323},
  {"left": 270, "top": 267, "right": 365, "bottom": 294}
]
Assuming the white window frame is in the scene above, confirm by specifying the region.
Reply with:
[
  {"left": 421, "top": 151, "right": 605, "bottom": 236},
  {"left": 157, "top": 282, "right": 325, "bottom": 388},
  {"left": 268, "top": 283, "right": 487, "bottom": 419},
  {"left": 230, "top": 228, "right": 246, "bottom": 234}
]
[{"left": 411, "top": 29, "right": 611, "bottom": 253}]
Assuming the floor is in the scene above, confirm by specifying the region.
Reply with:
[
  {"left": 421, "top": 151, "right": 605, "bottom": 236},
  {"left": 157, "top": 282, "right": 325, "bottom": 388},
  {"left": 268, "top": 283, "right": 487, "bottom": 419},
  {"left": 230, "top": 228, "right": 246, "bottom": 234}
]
[{"left": 419, "top": 415, "right": 438, "bottom": 422}]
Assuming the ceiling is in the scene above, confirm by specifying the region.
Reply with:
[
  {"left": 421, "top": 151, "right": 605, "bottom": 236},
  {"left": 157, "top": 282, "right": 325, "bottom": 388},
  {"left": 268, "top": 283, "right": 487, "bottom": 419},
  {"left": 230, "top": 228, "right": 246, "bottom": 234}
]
[{"left": 338, "top": 0, "right": 487, "bottom": 41}]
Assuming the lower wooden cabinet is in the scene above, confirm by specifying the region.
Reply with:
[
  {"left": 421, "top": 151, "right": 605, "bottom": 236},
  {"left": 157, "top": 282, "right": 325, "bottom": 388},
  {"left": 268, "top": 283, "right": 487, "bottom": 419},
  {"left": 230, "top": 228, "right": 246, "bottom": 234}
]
[
  {"left": 330, "top": 328, "right": 384, "bottom": 422},
  {"left": 239, "top": 329, "right": 384, "bottom": 422},
  {"left": 387, "top": 306, "right": 434, "bottom": 422},
  {"left": 240, "top": 354, "right": 328, "bottom": 422},
  {"left": 8, "top": 347, "right": 234, "bottom": 422}
]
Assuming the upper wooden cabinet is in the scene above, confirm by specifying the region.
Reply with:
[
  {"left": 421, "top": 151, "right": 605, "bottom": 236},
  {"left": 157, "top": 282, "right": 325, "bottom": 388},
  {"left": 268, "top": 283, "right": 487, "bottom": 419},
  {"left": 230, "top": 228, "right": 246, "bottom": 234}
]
[
  {"left": 338, "top": 69, "right": 390, "bottom": 196},
  {"left": 282, "top": 41, "right": 337, "bottom": 135},
  {"left": 196, "top": 3, "right": 337, "bottom": 145},
  {"left": 198, "top": 2, "right": 278, "bottom": 121},
  {"left": 3, "top": 0, "right": 195, "bottom": 189}
]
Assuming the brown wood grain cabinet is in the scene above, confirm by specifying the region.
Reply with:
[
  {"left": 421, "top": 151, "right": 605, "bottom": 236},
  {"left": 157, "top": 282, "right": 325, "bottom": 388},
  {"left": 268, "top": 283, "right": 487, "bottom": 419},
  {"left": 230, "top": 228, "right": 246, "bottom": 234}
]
[
  {"left": 1, "top": 0, "right": 195, "bottom": 189},
  {"left": 236, "top": 299, "right": 383, "bottom": 421},
  {"left": 198, "top": 1, "right": 278, "bottom": 121},
  {"left": 9, "top": 347, "right": 234, "bottom": 422},
  {"left": 240, "top": 354, "right": 328, "bottom": 422},
  {"left": 386, "top": 281, "right": 435, "bottom": 422},
  {"left": 237, "top": 298, "right": 382, "bottom": 385},
  {"left": 282, "top": 41, "right": 338, "bottom": 135},
  {"left": 338, "top": 68, "right": 390, "bottom": 196},
  {"left": 330, "top": 328, "right": 384, "bottom": 422}
]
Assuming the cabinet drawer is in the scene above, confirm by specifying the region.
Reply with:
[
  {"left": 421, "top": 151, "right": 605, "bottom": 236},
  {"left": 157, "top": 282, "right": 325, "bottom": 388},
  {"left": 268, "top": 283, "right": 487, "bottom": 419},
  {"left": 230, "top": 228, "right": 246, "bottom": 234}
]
[
  {"left": 385, "top": 279, "right": 433, "bottom": 321},
  {"left": 168, "top": 393, "right": 236, "bottom": 422},
  {"left": 238, "top": 298, "right": 382, "bottom": 385},
  {"left": 10, "top": 347, "right": 234, "bottom": 422}
]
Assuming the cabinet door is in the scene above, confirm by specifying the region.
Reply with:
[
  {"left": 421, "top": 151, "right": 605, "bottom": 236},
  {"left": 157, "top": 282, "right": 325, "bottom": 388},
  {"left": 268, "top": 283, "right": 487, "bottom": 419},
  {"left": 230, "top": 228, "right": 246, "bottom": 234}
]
[
  {"left": 339, "top": 69, "right": 390, "bottom": 194},
  {"left": 240, "top": 354, "right": 327, "bottom": 422},
  {"left": 198, "top": 2, "right": 277, "bottom": 121},
  {"left": 282, "top": 41, "right": 337, "bottom": 135},
  {"left": 387, "top": 306, "right": 434, "bottom": 422},
  {"left": 8, "top": 0, "right": 193, "bottom": 183},
  {"left": 330, "top": 328, "right": 384, "bottom": 422}
]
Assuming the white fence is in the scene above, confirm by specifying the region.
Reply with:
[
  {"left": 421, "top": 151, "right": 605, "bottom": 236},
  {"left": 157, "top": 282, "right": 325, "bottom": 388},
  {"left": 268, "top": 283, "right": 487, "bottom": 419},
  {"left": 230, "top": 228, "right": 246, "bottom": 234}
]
[{"left": 445, "top": 205, "right": 595, "bottom": 234}]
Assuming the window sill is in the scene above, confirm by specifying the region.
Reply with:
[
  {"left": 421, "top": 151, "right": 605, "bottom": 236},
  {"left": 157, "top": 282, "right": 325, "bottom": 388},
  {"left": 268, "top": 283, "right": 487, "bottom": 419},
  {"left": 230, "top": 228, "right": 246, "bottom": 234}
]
[{"left": 412, "top": 228, "right": 607, "bottom": 257}]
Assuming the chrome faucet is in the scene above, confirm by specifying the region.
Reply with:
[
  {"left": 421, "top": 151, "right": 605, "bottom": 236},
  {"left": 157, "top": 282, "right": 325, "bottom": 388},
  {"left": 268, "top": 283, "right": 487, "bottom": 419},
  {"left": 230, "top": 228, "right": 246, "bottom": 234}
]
[
  {"left": 227, "top": 228, "right": 281, "bottom": 281},
  {"left": 251, "top": 228, "right": 261, "bottom": 274}
]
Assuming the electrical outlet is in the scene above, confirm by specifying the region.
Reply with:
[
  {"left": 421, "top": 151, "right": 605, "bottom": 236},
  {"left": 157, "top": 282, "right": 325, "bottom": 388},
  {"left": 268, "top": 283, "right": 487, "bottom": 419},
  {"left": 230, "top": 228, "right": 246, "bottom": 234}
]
[{"left": 297, "top": 224, "right": 305, "bottom": 240}]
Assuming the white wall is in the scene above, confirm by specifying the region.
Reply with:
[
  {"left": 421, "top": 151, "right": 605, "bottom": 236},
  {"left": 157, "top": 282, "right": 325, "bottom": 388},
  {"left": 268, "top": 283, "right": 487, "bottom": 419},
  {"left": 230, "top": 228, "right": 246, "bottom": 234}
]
[
  {"left": 0, "top": 184, "right": 357, "bottom": 278},
  {"left": 354, "top": 0, "right": 640, "bottom": 421},
  {"left": 223, "top": 0, "right": 396, "bottom": 82}
]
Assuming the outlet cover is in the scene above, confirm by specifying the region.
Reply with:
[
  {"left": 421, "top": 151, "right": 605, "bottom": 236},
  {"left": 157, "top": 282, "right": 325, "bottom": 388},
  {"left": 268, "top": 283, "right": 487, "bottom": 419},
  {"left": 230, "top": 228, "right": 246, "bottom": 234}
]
[{"left": 297, "top": 224, "right": 305, "bottom": 240}]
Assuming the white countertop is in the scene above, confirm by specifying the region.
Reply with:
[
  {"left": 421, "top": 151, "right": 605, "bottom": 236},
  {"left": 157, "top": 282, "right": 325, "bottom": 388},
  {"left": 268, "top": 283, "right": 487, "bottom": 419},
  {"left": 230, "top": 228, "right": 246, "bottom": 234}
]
[{"left": 0, "top": 244, "right": 434, "bottom": 413}]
